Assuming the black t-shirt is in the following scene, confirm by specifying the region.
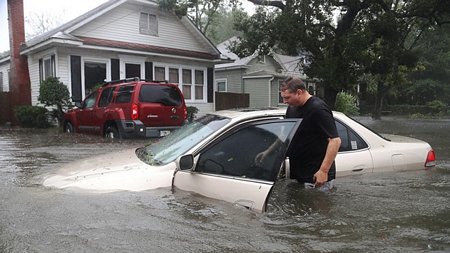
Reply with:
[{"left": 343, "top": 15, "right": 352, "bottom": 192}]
[{"left": 286, "top": 96, "right": 339, "bottom": 183}]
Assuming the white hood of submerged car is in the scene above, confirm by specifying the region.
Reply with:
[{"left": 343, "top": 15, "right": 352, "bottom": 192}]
[{"left": 43, "top": 148, "right": 175, "bottom": 192}]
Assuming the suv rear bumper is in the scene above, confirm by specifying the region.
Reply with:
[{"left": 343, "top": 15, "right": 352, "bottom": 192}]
[{"left": 116, "top": 120, "right": 182, "bottom": 138}]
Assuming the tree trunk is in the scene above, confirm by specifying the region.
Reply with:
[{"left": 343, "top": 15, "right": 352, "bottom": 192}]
[{"left": 372, "top": 81, "right": 387, "bottom": 120}]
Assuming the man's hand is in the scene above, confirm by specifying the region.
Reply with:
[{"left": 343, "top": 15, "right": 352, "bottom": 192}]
[
  {"left": 313, "top": 169, "right": 328, "bottom": 187},
  {"left": 255, "top": 151, "right": 267, "bottom": 166}
]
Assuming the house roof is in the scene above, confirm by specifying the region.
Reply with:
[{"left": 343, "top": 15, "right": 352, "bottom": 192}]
[
  {"left": 243, "top": 69, "right": 286, "bottom": 78},
  {"left": 215, "top": 37, "right": 305, "bottom": 76},
  {"left": 17, "top": 0, "right": 225, "bottom": 61},
  {"left": 80, "top": 36, "right": 217, "bottom": 60},
  {"left": 272, "top": 53, "right": 303, "bottom": 73},
  {"left": 215, "top": 36, "right": 256, "bottom": 69}
]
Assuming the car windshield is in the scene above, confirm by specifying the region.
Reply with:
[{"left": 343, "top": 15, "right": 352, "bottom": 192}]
[{"left": 136, "top": 114, "right": 231, "bottom": 166}]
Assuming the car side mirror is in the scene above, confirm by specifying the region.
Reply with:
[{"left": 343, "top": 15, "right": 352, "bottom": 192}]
[{"left": 176, "top": 154, "right": 194, "bottom": 171}]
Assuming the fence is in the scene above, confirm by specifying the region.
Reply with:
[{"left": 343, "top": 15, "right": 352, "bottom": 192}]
[{"left": 215, "top": 92, "right": 249, "bottom": 111}]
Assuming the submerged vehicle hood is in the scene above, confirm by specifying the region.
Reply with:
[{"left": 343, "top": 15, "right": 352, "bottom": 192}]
[{"left": 43, "top": 148, "right": 175, "bottom": 192}]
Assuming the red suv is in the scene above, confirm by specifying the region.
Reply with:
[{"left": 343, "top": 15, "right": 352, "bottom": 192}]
[{"left": 63, "top": 78, "right": 187, "bottom": 138}]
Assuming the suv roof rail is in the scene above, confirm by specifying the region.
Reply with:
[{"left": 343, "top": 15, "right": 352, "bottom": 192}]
[
  {"left": 142, "top": 79, "right": 168, "bottom": 84},
  {"left": 102, "top": 77, "right": 141, "bottom": 87},
  {"left": 101, "top": 77, "right": 170, "bottom": 87}
]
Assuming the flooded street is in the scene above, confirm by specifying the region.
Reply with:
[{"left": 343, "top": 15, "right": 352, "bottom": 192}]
[{"left": 1, "top": 117, "right": 449, "bottom": 252}]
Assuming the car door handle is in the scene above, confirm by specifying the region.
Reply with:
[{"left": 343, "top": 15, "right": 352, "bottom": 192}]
[{"left": 352, "top": 168, "right": 364, "bottom": 172}]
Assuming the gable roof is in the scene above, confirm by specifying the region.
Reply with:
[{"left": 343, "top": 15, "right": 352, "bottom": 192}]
[
  {"left": 215, "top": 36, "right": 256, "bottom": 69},
  {"left": 215, "top": 37, "right": 305, "bottom": 75},
  {"left": 18, "top": 0, "right": 226, "bottom": 61}
]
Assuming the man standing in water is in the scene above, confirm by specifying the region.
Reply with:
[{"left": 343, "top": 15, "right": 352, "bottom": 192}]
[{"left": 257, "top": 77, "right": 341, "bottom": 190}]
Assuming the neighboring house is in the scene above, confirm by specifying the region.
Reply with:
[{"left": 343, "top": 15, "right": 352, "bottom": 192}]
[
  {"left": 214, "top": 37, "right": 323, "bottom": 108},
  {"left": 0, "top": 54, "right": 9, "bottom": 92},
  {"left": 0, "top": 0, "right": 230, "bottom": 115}
]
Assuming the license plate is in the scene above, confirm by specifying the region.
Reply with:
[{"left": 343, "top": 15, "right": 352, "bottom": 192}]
[{"left": 160, "top": 130, "right": 171, "bottom": 136}]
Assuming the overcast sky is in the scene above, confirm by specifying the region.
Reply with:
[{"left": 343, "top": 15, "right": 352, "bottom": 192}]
[{"left": 0, "top": 0, "right": 255, "bottom": 53}]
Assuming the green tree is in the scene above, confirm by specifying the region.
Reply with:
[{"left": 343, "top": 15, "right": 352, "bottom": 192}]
[
  {"left": 38, "top": 77, "right": 72, "bottom": 127},
  {"left": 232, "top": 0, "right": 450, "bottom": 119},
  {"left": 158, "top": 0, "right": 239, "bottom": 34},
  {"left": 206, "top": 5, "right": 248, "bottom": 45},
  {"left": 404, "top": 24, "right": 450, "bottom": 105}
]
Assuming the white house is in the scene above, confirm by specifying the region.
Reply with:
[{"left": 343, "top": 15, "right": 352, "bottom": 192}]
[{"left": 0, "top": 0, "right": 230, "bottom": 115}]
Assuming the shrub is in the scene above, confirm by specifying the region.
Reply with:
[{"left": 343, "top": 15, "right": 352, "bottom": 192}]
[
  {"left": 38, "top": 77, "right": 71, "bottom": 127},
  {"left": 15, "top": 105, "right": 50, "bottom": 128},
  {"left": 186, "top": 106, "right": 199, "bottom": 123},
  {"left": 335, "top": 91, "right": 359, "bottom": 116},
  {"left": 426, "top": 100, "right": 448, "bottom": 116}
]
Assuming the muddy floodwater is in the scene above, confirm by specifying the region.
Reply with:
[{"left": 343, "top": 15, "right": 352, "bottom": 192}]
[{"left": 1, "top": 117, "right": 449, "bottom": 252}]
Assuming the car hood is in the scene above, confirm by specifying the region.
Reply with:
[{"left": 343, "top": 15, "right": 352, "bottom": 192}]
[{"left": 43, "top": 148, "right": 175, "bottom": 192}]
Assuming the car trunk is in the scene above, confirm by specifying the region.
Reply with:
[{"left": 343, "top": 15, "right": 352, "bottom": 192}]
[{"left": 139, "top": 103, "right": 184, "bottom": 126}]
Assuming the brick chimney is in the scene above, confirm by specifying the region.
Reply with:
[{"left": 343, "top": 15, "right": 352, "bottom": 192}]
[{"left": 7, "top": 0, "right": 31, "bottom": 108}]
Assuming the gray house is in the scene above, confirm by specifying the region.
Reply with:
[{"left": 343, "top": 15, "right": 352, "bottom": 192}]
[
  {"left": 214, "top": 37, "right": 322, "bottom": 108},
  {"left": 0, "top": 0, "right": 230, "bottom": 116}
]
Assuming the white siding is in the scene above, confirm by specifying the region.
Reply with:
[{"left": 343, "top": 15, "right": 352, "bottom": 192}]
[
  {"left": 0, "top": 63, "right": 9, "bottom": 92},
  {"left": 73, "top": 3, "right": 211, "bottom": 54}
]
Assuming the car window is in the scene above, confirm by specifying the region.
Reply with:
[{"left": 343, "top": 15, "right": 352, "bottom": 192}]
[
  {"left": 137, "top": 114, "right": 231, "bottom": 166},
  {"left": 139, "top": 85, "right": 182, "bottom": 106},
  {"left": 195, "top": 121, "right": 296, "bottom": 182},
  {"left": 336, "top": 120, "right": 368, "bottom": 152},
  {"left": 98, "top": 87, "right": 114, "bottom": 107},
  {"left": 84, "top": 91, "right": 98, "bottom": 109},
  {"left": 115, "top": 85, "right": 134, "bottom": 103}
]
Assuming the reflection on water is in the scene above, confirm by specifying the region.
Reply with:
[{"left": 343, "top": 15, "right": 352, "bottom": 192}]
[{"left": 0, "top": 117, "right": 449, "bottom": 252}]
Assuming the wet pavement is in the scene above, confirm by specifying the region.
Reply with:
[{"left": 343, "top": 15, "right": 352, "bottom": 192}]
[{"left": 0, "top": 117, "right": 449, "bottom": 252}]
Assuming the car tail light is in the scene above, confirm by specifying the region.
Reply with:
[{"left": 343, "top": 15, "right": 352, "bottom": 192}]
[
  {"left": 425, "top": 149, "right": 436, "bottom": 168},
  {"left": 131, "top": 103, "right": 139, "bottom": 120},
  {"left": 183, "top": 107, "right": 187, "bottom": 120}
]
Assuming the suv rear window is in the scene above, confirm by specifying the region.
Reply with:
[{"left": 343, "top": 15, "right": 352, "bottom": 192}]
[{"left": 139, "top": 85, "right": 182, "bottom": 106}]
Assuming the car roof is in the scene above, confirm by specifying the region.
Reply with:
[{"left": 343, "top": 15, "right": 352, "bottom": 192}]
[
  {"left": 210, "top": 108, "right": 286, "bottom": 121},
  {"left": 210, "top": 107, "right": 345, "bottom": 121}
]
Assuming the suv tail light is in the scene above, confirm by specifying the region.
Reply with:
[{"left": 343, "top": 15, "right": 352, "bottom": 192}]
[
  {"left": 131, "top": 103, "right": 139, "bottom": 120},
  {"left": 425, "top": 149, "right": 436, "bottom": 168},
  {"left": 183, "top": 106, "right": 187, "bottom": 120}
]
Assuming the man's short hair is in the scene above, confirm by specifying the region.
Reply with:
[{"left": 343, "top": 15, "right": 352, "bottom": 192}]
[{"left": 280, "top": 77, "right": 306, "bottom": 92}]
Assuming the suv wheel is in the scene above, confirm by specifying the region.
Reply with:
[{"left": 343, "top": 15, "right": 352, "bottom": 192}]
[
  {"left": 64, "top": 122, "right": 75, "bottom": 133},
  {"left": 104, "top": 126, "right": 121, "bottom": 139}
]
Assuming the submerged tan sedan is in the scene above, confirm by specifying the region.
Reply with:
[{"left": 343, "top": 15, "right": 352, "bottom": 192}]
[{"left": 44, "top": 108, "right": 436, "bottom": 212}]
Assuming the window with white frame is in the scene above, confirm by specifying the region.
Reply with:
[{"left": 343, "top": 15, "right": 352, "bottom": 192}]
[
  {"left": 216, "top": 78, "right": 227, "bottom": 92},
  {"left": 194, "top": 70, "right": 204, "bottom": 100},
  {"left": 169, "top": 68, "right": 179, "bottom": 83},
  {"left": 84, "top": 61, "right": 107, "bottom": 96},
  {"left": 154, "top": 66, "right": 165, "bottom": 81},
  {"left": 39, "top": 55, "right": 55, "bottom": 83},
  {"left": 139, "top": 12, "right": 158, "bottom": 36},
  {"left": 153, "top": 64, "right": 206, "bottom": 102},
  {"left": 182, "top": 69, "right": 192, "bottom": 100}
]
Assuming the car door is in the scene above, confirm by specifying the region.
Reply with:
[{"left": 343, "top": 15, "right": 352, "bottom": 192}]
[
  {"left": 334, "top": 119, "right": 374, "bottom": 176},
  {"left": 91, "top": 87, "right": 115, "bottom": 135},
  {"left": 76, "top": 91, "right": 98, "bottom": 133},
  {"left": 173, "top": 119, "right": 301, "bottom": 212}
]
